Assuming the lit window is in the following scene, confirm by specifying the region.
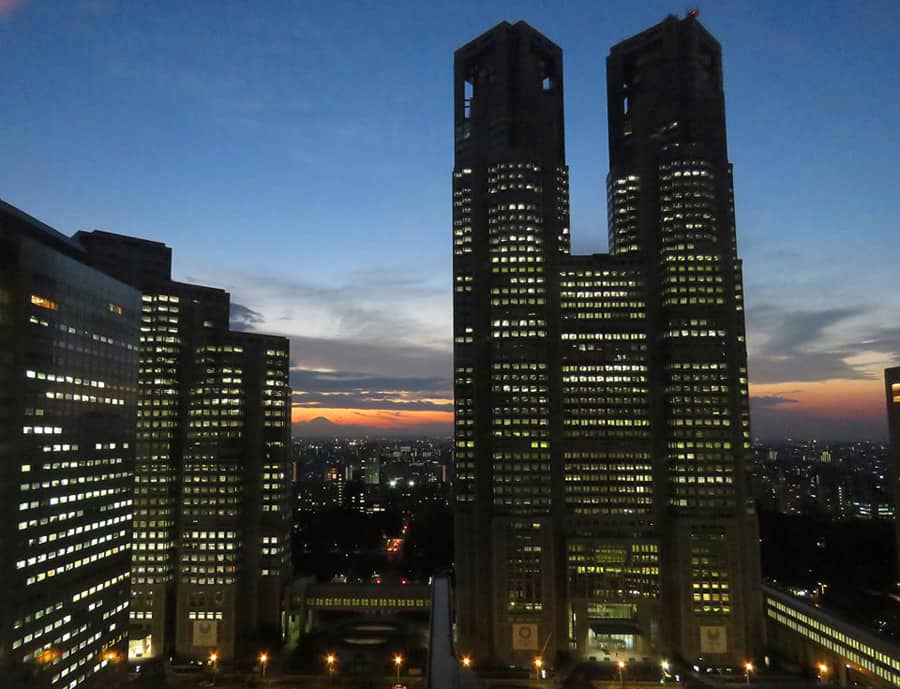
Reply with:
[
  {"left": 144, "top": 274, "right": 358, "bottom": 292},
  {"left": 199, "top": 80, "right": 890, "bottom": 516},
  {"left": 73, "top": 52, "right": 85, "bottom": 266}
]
[{"left": 31, "top": 295, "right": 58, "bottom": 311}]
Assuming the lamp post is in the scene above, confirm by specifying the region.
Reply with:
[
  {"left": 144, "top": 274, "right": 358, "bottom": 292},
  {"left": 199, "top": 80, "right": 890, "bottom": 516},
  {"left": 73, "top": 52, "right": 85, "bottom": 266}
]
[
  {"left": 394, "top": 653, "right": 403, "bottom": 683},
  {"left": 326, "top": 653, "right": 337, "bottom": 686},
  {"left": 534, "top": 656, "right": 543, "bottom": 680},
  {"left": 661, "top": 660, "right": 670, "bottom": 684},
  {"left": 618, "top": 660, "right": 626, "bottom": 689},
  {"left": 744, "top": 662, "right": 754, "bottom": 685},
  {"left": 461, "top": 655, "right": 472, "bottom": 669},
  {"left": 208, "top": 652, "right": 218, "bottom": 684},
  {"left": 259, "top": 652, "right": 269, "bottom": 685},
  {"left": 818, "top": 663, "right": 829, "bottom": 684}
]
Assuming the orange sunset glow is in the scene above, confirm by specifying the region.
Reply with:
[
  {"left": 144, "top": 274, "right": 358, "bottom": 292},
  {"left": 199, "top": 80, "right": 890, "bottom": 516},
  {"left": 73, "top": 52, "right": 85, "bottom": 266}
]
[
  {"left": 750, "top": 378, "right": 885, "bottom": 421},
  {"left": 292, "top": 406, "right": 453, "bottom": 429}
]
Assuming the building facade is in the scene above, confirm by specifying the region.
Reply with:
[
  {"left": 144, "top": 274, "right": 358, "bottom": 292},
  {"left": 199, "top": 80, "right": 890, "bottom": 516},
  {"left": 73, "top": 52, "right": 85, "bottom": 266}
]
[
  {"left": 76, "top": 231, "right": 291, "bottom": 661},
  {"left": 174, "top": 331, "right": 291, "bottom": 660},
  {"left": 0, "top": 201, "right": 140, "bottom": 689},
  {"left": 452, "top": 17, "right": 762, "bottom": 667}
]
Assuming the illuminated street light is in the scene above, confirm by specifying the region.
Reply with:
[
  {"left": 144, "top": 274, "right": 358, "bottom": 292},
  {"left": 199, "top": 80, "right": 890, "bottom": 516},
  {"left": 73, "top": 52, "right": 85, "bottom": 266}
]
[
  {"left": 818, "top": 663, "right": 829, "bottom": 683},
  {"left": 661, "top": 659, "right": 670, "bottom": 683},
  {"left": 326, "top": 653, "right": 337, "bottom": 686},
  {"left": 534, "top": 656, "right": 544, "bottom": 680},
  {"left": 394, "top": 653, "right": 403, "bottom": 682},
  {"left": 618, "top": 660, "right": 626, "bottom": 689},
  {"left": 259, "top": 652, "right": 269, "bottom": 683},
  {"left": 744, "top": 661, "right": 754, "bottom": 685},
  {"left": 208, "top": 652, "right": 219, "bottom": 682},
  {"left": 461, "top": 655, "right": 472, "bottom": 668}
]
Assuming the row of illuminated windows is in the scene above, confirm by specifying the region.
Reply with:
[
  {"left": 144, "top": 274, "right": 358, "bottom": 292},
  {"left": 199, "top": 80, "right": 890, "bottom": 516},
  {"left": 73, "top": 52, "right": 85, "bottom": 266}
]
[
  {"left": 491, "top": 266, "right": 545, "bottom": 275},
  {"left": 26, "top": 512, "right": 130, "bottom": 548},
  {"left": 19, "top": 485, "right": 129, "bottom": 512},
  {"left": 40, "top": 391, "right": 127, "bottom": 405},
  {"left": 566, "top": 471, "right": 652, "bottom": 480},
  {"left": 766, "top": 603, "right": 900, "bottom": 682},
  {"left": 17, "top": 528, "right": 127, "bottom": 571},
  {"left": 13, "top": 600, "right": 65, "bottom": 631},
  {"left": 28, "top": 313, "right": 138, "bottom": 352},
  {"left": 26, "top": 543, "right": 128, "bottom": 586},
  {"left": 307, "top": 597, "right": 429, "bottom": 609},
  {"left": 20, "top": 470, "right": 130, "bottom": 492},
  {"left": 564, "top": 418, "right": 649, "bottom": 427},
  {"left": 11, "top": 613, "right": 73, "bottom": 651},
  {"left": 562, "top": 333, "right": 644, "bottom": 344},
  {"left": 26, "top": 369, "right": 109, "bottom": 389}
]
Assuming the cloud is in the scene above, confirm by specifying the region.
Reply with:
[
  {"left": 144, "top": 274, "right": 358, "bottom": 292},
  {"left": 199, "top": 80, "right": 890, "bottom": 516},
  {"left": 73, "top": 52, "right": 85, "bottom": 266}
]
[
  {"left": 750, "top": 395, "right": 798, "bottom": 408},
  {"left": 229, "top": 302, "right": 264, "bottom": 330},
  {"left": 746, "top": 304, "right": 874, "bottom": 383},
  {"left": 0, "top": 0, "right": 25, "bottom": 19},
  {"left": 291, "top": 368, "right": 451, "bottom": 413},
  {"left": 219, "top": 268, "right": 449, "bottom": 350},
  {"left": 756, "top": 306, "right": 862, "bottom": 353}
]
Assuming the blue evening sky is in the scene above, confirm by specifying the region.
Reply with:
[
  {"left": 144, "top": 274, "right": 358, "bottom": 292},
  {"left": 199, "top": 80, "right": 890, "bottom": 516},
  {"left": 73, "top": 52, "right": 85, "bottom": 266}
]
[{"left": 2, "top": 0, "right": 898, "bottom": 438}]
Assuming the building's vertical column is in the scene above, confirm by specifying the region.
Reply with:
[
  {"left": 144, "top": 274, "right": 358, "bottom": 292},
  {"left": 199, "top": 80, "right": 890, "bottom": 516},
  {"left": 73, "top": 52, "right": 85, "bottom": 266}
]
[
  {"left": 258, "top": 341, "right": 292, "bottom": 638},
  {"left": 453, "top": 22, "right": 569, "bottom": 665},
  {"left": 606, "top": 15, "right": 763, "bottom": 664}
]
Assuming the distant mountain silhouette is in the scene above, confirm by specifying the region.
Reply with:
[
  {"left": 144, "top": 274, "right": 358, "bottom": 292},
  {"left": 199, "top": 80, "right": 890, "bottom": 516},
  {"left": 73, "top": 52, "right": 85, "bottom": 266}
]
[{"left": 293, "top": 415, "right": 450, "bottom": 439}]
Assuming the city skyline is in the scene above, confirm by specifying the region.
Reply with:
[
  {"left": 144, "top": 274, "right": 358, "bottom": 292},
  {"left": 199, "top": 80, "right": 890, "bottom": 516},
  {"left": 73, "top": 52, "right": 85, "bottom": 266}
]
[{"left": 2, "top": 1, "right": 899, "bottom": 440}]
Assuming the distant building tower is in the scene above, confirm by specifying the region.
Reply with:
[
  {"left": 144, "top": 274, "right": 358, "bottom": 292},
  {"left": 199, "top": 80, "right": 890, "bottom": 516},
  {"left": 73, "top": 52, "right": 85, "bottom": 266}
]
[
  {"left": 820, "top": 450, "right": 832, "bottom": 464},
  {"left": 0, "top": 201, "right": 140, "bottom": 689},
  {"left": 768, "top": 449, "right": 778, "bottom": 462},
  {"left": 452, "top": 15, "right": 762, "bottom": 667},
  {"left": 364, "top": 454, "right": 381, "bottom": 485},
  {"left": 885, "top": 367, "right": 900, "bottom": 580}
]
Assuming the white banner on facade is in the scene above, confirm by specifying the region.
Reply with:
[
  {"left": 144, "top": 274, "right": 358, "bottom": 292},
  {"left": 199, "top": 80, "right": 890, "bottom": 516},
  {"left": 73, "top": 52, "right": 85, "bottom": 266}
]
[
  {"left": 512, "top": 623, "right": 539, "bottom": 650},
  {"left": 699, "top": 625, "right": 727, "bottom": 654},
  {"left": 193, "top": 620, "right": 218, "bottom": 647}
]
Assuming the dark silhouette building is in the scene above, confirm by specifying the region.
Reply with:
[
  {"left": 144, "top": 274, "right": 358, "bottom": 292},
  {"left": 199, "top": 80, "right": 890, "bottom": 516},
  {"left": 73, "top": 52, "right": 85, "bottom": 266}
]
[
  {"left": 452, "top": 16, "right": 762, "bottom": 667},
  {"left": 76, "top": 231, "right": 291, "bottom": 661},
  {"left": 885, "top": 367, "right": 900, "bottom": 579},
  {"left": 0, "top": 201, "right": 140, "bottom": 689}
]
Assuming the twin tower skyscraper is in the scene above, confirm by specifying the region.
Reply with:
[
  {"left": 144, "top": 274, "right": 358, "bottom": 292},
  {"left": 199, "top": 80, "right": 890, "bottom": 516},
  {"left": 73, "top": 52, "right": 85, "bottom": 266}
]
[{"left": 452, "top": 16, "right": 763, "bottom": 666}]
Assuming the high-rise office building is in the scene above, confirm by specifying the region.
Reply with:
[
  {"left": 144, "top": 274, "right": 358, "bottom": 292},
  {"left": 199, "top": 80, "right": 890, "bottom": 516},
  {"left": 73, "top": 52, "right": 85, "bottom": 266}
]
[
  {"left": 0, "top": 201, "right": 140, "bottom": 689},
  {"left": 174, "top": 331, "right": 291, "bottom": 660},
  {"left": 452, "top": 16, "right": 762, "bottom": 666},
  {"left": 884, "top": 367, "right": 900, "bottom": 579},
  {"left": 76, "top": 230, "right": 230, "bottom": 659},
  {"left": 77, "top": 231, "right": 291, "bottom": 661}
]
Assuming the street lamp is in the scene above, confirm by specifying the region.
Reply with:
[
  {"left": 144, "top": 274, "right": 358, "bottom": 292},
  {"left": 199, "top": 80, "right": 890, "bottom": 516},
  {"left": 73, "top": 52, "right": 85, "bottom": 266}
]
[
  {"left": 744, "top": 661, "right": 754, "bottom": 685},
  {"left": 259, "top": 652, "right": 269, "bottom": 684},
  {"left": 618, "top": 660, "right": 626, "bottom": 689},
  {"left": 208, "top": 652, "right": 219, "bottom": 683},
  {"left": 394, "top": 653, "right": 403, "bottom": 683},
  {"left": 817, "top": 663, "right": 829, "bottom": 683},
  {"left": 326, "top": 653, "right": 337, "bottom": 686},
  {"left": 461, "top": 655, "right": 472, "bottom": 669},
  {"left": 534, "top": 656, "right": 543, "bottom": 680},
  {"left": 661, "top": 660, "right": 670, "bottom": 683}
]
